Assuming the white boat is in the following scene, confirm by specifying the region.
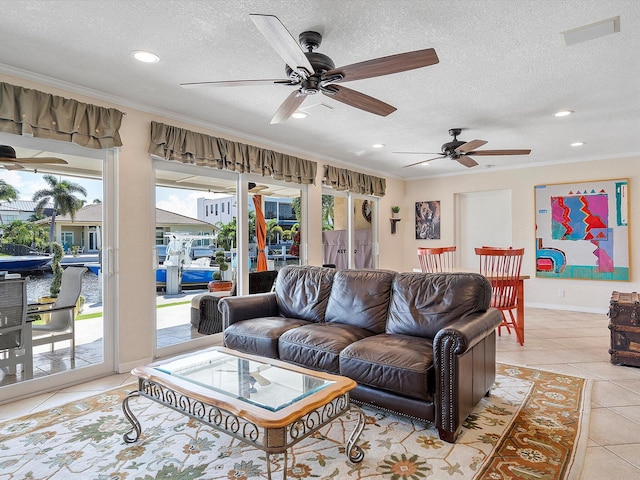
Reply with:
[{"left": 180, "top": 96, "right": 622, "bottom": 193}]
[{"left": 155, "top": 233, "right": 224, "bottom": 292}]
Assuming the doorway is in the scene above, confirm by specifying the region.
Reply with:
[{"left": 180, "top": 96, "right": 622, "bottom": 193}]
[{"left": 455, "top": 189, "right": 512, "bottom": 269}]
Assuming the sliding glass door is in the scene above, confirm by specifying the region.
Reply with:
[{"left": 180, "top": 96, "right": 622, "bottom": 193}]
[
  {"left": 152, "top": 162, "right": 305, "bottom": 356},
  {"left": 0, "top": 133, "right": 115, "bottom": 402}
]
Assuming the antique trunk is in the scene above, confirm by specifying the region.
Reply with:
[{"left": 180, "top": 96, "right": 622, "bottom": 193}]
[{"left": 608, "top": 291, "right": 640, "bottom": 367}]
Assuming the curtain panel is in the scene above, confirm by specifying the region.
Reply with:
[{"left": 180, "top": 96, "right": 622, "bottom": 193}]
[
  {"left": 323, "top": 165, "right": 386, "bottom": 197},
  {"left": 149, "top": 121, "right": 317, "bottom": 185},
  {"left": 0, "top": 82, "right": 124, "bottom": 149}
]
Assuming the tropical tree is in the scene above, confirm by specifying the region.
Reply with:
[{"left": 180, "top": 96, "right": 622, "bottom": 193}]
[
  {"left": 0, "top": 180, "right": 19, "bottom": 225},
  {"left": 0, "top": 179, "right": 19, "bottom": 203},
  {"left": 0, "top": 220, "right": 48, "bottom": 249},
  {"left": 322, "top": 194, "right": 335, "bottom": 231},
  {"left": 266, "top": 219, "right": 283, "bottom": 244},
  {"left": 215, "top": 218, "right": 237, "bottom": 251},
  {"left": 32, "top": 175, "right": 87, "bottom": 243}
]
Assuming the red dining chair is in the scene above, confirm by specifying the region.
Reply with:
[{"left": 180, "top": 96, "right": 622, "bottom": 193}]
[
  {"left": 475, "top": 247, "right": 524, "bottom": 345},
  {"left": 417, "top": 246, "right": 456, "bottom": 273}
]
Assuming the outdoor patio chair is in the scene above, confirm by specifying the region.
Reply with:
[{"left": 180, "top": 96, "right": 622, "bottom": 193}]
[
  {"left": 196, "top": 270, "right": 279, "bottom": 335},
  {"left": 0, "top": 278, "right": 32, "bottom": 379},
  {"left": 29, "top": 266, "right": 87, "bottom": 358}
]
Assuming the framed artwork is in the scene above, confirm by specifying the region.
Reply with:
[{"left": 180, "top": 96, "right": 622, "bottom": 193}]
[
  {"left": 534, "top": 179, "right": 629, "bottom": 281},
  {"left": 415, "top": 201, "right": 441, "bottom": 239}
]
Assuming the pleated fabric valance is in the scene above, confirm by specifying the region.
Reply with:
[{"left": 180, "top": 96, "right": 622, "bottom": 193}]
[
  {"left": 0, "top": 82, "right": 124, "bottom": 149},
  {"left": 149, "top": 121, "right": 317, "bottom": 185},
  {"left": 323, "top": 165, "right": 386, "bottom": 197}
]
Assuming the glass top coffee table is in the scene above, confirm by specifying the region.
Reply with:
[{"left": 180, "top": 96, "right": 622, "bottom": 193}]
[{"left": 122, "top": 346, "right": 365, "bottom": 479}]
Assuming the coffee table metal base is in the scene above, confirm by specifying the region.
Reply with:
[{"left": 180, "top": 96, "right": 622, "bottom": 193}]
[{"left": 122, "top": 378, "right": 365, "bottom": 479}]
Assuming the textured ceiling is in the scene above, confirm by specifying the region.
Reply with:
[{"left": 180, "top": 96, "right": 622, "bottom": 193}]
[{"left": 0, "top": 0, "right": 638, "bottom": 180}]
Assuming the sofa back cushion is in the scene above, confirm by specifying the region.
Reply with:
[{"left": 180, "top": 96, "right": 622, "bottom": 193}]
[
  {"left": 387, "top": 272, "right": 492, "bottom": 338},
  {"left": 275, "top": 265, "right": 335, "bottom": 322},
  {"left": 325, "top": 269, "right": 394, "bottom": 333}
]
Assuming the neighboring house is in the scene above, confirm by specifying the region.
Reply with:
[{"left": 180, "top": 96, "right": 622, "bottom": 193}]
[
  {"left": 197, "top": 195, "right": 296, "bottom": 228},
  {"left": 36, "top": 203, "right": 215, "bottom": 252},
  {"left": 0, "top": 200, "right": 54, "bottom": 224}
]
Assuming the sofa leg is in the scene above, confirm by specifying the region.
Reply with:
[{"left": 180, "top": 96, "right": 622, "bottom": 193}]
[{"left": 437, "top": 427, "right": 458, "bottom": 443}]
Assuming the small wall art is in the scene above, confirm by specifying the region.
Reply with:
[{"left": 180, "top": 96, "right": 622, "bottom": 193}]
[
  {"left": 534, "top": 178, "right": 629, "bottom": 281},
  {"left": 415, "top": 201, "right": 441, "bottom": 240}
]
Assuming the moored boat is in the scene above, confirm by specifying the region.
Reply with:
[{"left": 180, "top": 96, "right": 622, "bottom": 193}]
[{"left": 0, "top": 255, "right": 52, "bottom": 273}]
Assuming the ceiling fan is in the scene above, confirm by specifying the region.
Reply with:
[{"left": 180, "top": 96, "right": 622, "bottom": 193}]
[
  {"left": 396, "top": 129, "right": 531, "bottom": 168},
  {"left": 0, "top": 145, "right": 68, "bottom": 170},
  {"left": 181, "top": 14, "right": 439, "bottom": 124}
]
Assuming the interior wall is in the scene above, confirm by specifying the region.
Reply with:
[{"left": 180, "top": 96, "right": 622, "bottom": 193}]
[{"left": 404, "top": 157, "right": 640, "bottom": 313}]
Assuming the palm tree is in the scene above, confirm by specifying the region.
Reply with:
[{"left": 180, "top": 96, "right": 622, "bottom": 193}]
[
  {"left": 0, "top": 179, "right": 18, "bottom": 203},
  {"left": 0, "top": 180, "right": 19, "bottom": 225},
  {"left": 33, "top": 175, "right": 87, "bottom": 243}
]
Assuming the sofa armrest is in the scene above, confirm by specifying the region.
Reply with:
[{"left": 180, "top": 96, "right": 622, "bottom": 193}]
[
  {"left": 218, "top": 292, "right": 280, "bottom": 329},
  {"left": 432, "top": 308, "right": 503, "bottom": 442},
  {"left": 433, "top": 308, "right": 503, "bottom": 355}
]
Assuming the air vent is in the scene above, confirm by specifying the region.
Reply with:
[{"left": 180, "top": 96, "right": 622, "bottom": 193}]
[{"left": 561, "top": 16, "right": 620, "bottom": 46}]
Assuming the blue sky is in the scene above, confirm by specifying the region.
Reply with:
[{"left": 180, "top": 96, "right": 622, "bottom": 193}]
[{"left": 1, "top": 169, "right": 224, "bottom": 219}]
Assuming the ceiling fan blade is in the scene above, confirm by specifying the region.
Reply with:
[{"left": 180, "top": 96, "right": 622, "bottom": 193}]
[
  {"left": 250, "top": 14, "right": 314, "bottom": 78},
  {"left": 455, "top": 139, "right": 487, "bottom": 154},
  {"left": 392, "top": 151, "right": 443, "bottom": 155},
  {"left": 325, "top": 48, "right": 438, "bottom": 83},
  {"left": 457, "top": 155, "right": 479, "bottom": 168},
  {"left": 271, "top": 90, "right": 306, "bottom": 124},
  {"left": 181, "top": 79, "right": 294, "bottom": 88},
  {"left": 403, "top": 155, "right": 445, "bottom": 168},
  {"left": 2, "top": 157, "right": 68, "bottom": 165},
  {"left": 466, "top": 149, "right": 531, "bottom": 156},
  {"left": 0, "top": 162, "right": 24, "bottom": 170},
  {"left": 322, "top": 85, "right": 396, "bottom": 116}
]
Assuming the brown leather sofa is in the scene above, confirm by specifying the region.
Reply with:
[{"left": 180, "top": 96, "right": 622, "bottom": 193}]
[{"left": 219, "top": 265, "right": 503, "bottom": 442}]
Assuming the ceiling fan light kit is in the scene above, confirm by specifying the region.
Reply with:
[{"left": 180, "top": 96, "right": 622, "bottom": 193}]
[{"left": 181, "top": 14, "right": 439, "bottom": 124}]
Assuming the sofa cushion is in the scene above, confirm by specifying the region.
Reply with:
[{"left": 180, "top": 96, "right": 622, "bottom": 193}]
[
  {"left": 387, "top": 272, "right": 492, "bottom": 338},
  {"left": 223, "top": 317, "right": 311, "bottom": 358},
  {"left": 340, "top": 334, "right": 435, "bottom": 401},
  {"left": 275, "top": 265, "right": 335, "bottom": 323},
  {"left": 279, "top": 323, "right": 375, "bottom": 374},
  {"left": 324, "top": 269, "right": 394, "bottom": 334}
]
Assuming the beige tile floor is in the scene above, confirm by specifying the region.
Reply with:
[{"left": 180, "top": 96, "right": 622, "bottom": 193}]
[{"left": 2, "top": 306, "right": 640, "bottom": 478}]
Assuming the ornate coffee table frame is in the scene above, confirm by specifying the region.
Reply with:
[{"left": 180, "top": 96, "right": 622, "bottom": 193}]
[{"left": 122, "top": 347, "right": 365, "bottom": 479}]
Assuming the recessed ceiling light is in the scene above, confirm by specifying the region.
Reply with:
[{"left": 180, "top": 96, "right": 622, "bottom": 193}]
[
  {"left": 421, "top": 162, "right": 431, "bottom": 167},
  {"left": 291, "top": 111, "right": 307, "bottom": 119},
  {"left": 571, "top": 142, "right": 585, "bottom": 147},
  {"left": 372, "top": 143, "right": 385, "bottom": 149},
  {"left": 132, "top": 50, "right": 160, "bottom": 63},
  {"left": 554, "top": 110, "right": 574, "bottom": 117}
]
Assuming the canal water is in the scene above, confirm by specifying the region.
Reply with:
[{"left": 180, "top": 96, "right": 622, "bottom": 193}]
[{"left": 25, "top": 270, "right": 102, "bottom": 306}]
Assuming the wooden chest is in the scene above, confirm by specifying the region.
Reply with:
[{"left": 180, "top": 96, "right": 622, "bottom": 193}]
[{"left": 608, "top": 291, "right": 640, "bottom": 367}]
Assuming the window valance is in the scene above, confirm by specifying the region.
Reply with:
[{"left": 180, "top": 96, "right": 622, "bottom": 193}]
[
  {"left": 149, "top": 121, "right": 317, "bottom": 185},
  {"left": 0, "top": 82, "right": 124, "bottom": 149},
  {"left": 323, "top": 165, "right": 386, "bottom": 197}
]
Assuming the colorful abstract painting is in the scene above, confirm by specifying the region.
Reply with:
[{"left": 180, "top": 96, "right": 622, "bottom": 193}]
[{"left": 535, "top": 179, "right": 629, "bottom": 280}]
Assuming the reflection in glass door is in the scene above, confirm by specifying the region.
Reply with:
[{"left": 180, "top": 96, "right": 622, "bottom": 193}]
[{"left": 321, "top": 191, "right": 378, "bottom": 269}]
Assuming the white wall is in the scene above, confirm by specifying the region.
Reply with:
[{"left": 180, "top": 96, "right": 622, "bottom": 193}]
[{"left": 403, "top": 158, "right": 640, "bottom": 313}]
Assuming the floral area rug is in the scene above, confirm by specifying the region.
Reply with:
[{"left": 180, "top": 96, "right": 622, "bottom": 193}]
[{"left": 0, "top": 364, "right": 590, "bottom": 480}]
